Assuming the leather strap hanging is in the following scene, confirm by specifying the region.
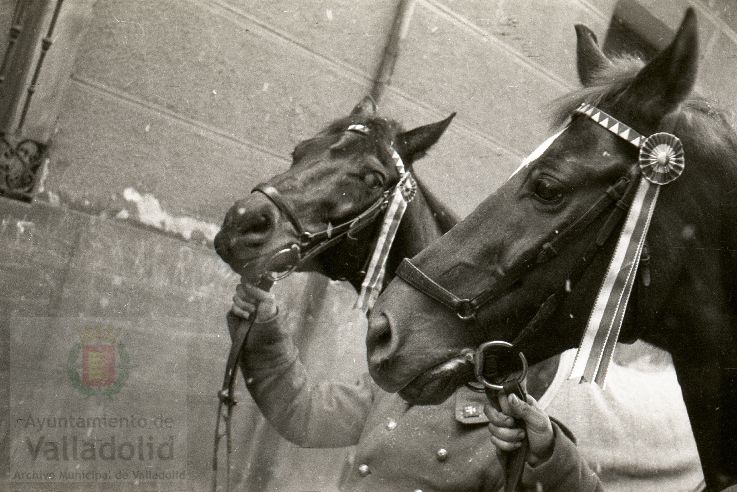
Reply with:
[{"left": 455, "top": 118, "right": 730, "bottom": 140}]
[
  {"left": 212, "top": 274, "right": 275, "bottom": 492},
  {"left": 475, "top": 341, "right": 529, "bottom": 492}
]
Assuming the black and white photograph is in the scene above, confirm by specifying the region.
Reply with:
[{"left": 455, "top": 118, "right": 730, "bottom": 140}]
[{"left": 1, "top": 1, "right": 736, "bottom": 490}]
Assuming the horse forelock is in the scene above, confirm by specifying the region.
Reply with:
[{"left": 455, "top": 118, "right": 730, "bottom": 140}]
[
  {"left": 315, "top": 115, "right": 405, "bottom": 167},
  {"left": 549, "top": 56, "right": 644, "bottom": 128}
]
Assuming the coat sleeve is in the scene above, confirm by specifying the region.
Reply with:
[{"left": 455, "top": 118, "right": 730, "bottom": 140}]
[
  {"left": 521, "top": 421, "right": 603, "bottom": 492},
  {"left": 228, "top": 311, "right": 374, "bottom": 448}
]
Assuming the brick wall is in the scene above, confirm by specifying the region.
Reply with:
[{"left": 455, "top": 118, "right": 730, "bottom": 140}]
[
  {"left": 40, "top": 0, "right": 737, "bottom": 220},
  {"left": 3, "top": 1, "right": 737, "bottom": 491}
]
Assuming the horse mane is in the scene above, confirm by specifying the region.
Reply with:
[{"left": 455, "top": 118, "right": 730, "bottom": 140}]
[
  {"left": 317, "top": 115, "right": 405, "bottom": 165},
  {"left": 412, "top": 173, "right": 460, "bottom": 233},
  {"left": 550, "top": 55, "right": 737, "bottom": 181},
  {"left": 549, "top": 55, "right": 644, "bottom": 127},
  {"left": 320, "top": 114, "right": 460, "bottom": 234}
]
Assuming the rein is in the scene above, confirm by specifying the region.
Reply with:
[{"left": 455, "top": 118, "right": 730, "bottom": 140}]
[{"left": 212, "top": 123, "right": 414, "bottom": 492}]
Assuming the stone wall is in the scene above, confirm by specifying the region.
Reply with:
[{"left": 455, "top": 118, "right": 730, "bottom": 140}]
[{"left": 2, "top": 1, "right": 737, "bottom": 491}]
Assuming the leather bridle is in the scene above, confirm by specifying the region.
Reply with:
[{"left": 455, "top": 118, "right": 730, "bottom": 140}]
[
  {"left": 212, "top": 123, "right": 412, "bottom": 492},
  {"left": 393, "top": 105, "right": 677, "bottom": 492},
  {"left": 396, "top": 103, "right": 679, "bottom": 356},
  {"left": 247, "top": 124, "right": 410, "bottom": 280},
  {"left": 251, "top": 181, "right": 392, "bottom": 278},
  {"left": 396, "top": 163, "right": 640, "bottom": 347}
]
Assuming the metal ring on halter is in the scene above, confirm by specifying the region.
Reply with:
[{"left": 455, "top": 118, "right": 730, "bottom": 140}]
[
  {"left": 474, "top": 341, "right": 528, "bottom": 391},
  {"left": 456, "top": 299, "right": 476, "bottom": 320},
  {"left": 264, "top": 244, "right": 302, "bottom": 281}
]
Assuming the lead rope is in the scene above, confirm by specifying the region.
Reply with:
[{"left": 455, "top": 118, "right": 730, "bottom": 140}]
[
  {"left": 474, "top": 342, "right": 529, "bottom": 492},
  {"left": 212, "top": 274, "right": 275, "bottom": 492},
  {"left": 493, "top": 381, "right": 528, "bottom": 492}
]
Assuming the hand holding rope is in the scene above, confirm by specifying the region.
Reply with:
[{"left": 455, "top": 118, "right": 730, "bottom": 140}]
[
  {"left": 212, "top": 244, "right": 300, "bottom": 492},
  {"left": 475, "top": 341, "right": 530, "bottom": 492},
  {"left": 212, "top": 272, "right": 275, "bottom": 492}
]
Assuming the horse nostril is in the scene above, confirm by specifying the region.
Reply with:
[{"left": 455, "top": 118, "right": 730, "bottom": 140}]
[
  {"left": 229, "top": 201, "right": 278, "bottom": 246},
  {"left": 248, "top": 214, "right": 271, "bottom": 235}
]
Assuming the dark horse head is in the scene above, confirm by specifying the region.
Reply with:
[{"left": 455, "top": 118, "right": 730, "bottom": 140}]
[
  {"left": 367, "top": 9, "right": 737, "bottom": 489},
  {"left": 214, "top": 96, "right": 458, "bottom": 290}
]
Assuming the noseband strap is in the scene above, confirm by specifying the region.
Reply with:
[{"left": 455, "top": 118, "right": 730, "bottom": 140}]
[
  {"left": 249, "top": 123, "right": 413, "bottom": 278},
  {"left": 396, "top": 258, "right": 476, "bottom": 319},
  {"left": 253, "top": 183, "right": 311, "bottom": 241},
  {"left": 253, "top": 181, "right": 390, "bottom": 263},
  {"left": 396, "top": 168, "right": 636, "bottom": 321}
]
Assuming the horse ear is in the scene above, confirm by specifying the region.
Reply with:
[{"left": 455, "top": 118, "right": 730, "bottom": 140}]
[
  {"left": 396, "top": 113, "right": 456, "bottom": 164},
  {"left": 351, "top": 95, "right": 378, "bottom": 116},
  {"left": 620, "top": 8, "right": 698, "bottom": 122},
  {"left": 575, "top": 24, "right": 612, "bottom": 86}
]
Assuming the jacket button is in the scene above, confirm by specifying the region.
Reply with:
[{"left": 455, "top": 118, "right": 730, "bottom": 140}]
[
  {"left": 386, "top": 418, "right": 397, "bottom": 430},
  {"left": 358, "top": 464, "right": 370, "bottom": 477},
  {"left": 436, "top": 448, "right": 448, "bottom": 462}
]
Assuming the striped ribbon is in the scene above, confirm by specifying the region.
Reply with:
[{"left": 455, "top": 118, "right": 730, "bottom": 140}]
[
  {"left": 568, "top": 103, "right": 681, "bottom": 386},
  {"left": 569, "top": 179, "right": 659, "bottom": 385},
  {"left": 355, "top": 148, "right": 415, "bottom": 312}
]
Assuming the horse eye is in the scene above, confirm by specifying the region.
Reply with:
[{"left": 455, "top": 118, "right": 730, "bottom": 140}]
[
  {"left": 363, "top": 172, "right": 384, "bottom": 189},
  {"left": 533, "top": 177, "right": 564, "bottom": 203}
]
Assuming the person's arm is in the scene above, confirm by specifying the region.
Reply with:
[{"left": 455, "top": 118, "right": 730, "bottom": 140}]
[
  {"left": 228, "top": 282, "right": 373, "bottom": 448},
  {"left": 485, "top": 392, "right": 603, "bottom": 491}
]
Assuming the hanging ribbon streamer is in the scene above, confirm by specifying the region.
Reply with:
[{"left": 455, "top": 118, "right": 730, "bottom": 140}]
[
  {"left": 568, "top": 103, "right": 684, "bottom": 387},
  {"left": 355, "top": 149, "right": 415, "bottom": 311},
  {"left": 569, "top": 178, "right": 658, "bottom": 385}
]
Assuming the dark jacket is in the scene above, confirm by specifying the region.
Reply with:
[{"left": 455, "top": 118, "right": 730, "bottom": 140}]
[{"left": 240, "top": 311, "right": 505, "bottom": 491}]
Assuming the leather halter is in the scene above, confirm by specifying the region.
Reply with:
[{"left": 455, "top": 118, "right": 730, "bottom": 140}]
[
  {"left": 396, "top": 104, "right": 679, "bottom": 354},
  {"left": 250, "top": 125, "right": 408, "bottom": 274},
  {"left": 396, "top": 167, "right": 638, "bottom": 326},
  {"left": 252, "top": 182, "right": 391, "bottom": 269},
  {"left": 213, "top": 124, "right": 410, "bottom": 492}
]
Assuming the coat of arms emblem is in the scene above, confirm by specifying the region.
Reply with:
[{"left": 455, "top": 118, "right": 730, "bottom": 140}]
[{"left": 67, "top": 326, "right": 130, "bottom": 397}]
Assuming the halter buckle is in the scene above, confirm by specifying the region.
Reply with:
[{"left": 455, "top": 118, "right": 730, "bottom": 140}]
[
  {"left": 299, "top": 231, "right": 313, "bottom": 246},
  {"left": 474, "top": 341, "right": 528, "bottom": 391},
  {"left": 456, "top": 299, "right": 476, "bottom": 320}
]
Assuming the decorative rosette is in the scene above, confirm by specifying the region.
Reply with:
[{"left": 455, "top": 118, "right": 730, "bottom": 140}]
[
  {"left": 638, "top": 132, "right": 685, "bottom": 185},
  {"left": 400, "top": 173, "right": 417, "bottom": 202}
]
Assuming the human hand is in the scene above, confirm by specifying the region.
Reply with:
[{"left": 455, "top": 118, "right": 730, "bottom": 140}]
[
  {"left": 230, "top": 282, "right": 278, "bottom": 323},
  {"left": 484, "top": 393, "right": 554, "bottom": 466}
]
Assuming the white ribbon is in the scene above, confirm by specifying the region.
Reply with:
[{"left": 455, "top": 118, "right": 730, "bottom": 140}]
[
  {"left": 569, "top": 177, "right": 658, "bottom": 386},
  {"left": 355, "top": 150, "right": 414, "bottom": 312},
  {"left": 508, "top": 126, "right": 568, "bottom": 180}
]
